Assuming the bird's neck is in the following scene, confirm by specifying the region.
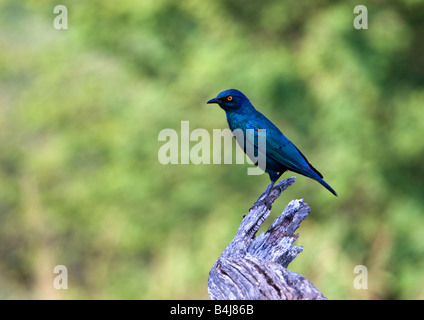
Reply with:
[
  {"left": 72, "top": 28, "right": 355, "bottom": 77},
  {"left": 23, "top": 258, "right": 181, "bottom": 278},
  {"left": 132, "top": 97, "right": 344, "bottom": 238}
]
[{"left": 225, "top": 106, "right": 254, "bottom": 131}]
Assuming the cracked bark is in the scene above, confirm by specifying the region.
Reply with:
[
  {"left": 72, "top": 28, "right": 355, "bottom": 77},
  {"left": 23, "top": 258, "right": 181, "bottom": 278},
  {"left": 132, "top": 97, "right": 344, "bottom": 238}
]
[{"left": 208, "top": 177, "right": 327, "bottom": 300}]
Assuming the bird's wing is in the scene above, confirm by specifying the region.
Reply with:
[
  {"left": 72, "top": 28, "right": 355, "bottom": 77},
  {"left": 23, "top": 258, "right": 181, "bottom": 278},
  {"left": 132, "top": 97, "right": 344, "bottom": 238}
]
[
  {"left": 245, "top": 117, "right": 321, "bottom": 178},
  {"left": 266, "top": 132, "right": 313, "bottom": 172}
]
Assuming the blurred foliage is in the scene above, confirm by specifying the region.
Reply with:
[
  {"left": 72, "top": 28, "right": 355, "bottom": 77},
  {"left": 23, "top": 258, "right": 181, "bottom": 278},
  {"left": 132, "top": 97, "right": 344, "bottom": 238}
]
[{"left": 0, "top": 0, "right": 424, "bottom": 299}]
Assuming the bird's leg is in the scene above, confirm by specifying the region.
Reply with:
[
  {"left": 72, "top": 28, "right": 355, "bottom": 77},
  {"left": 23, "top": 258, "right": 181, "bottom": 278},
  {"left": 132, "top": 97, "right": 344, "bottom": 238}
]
[
  {"left": 249, "top": 172, "right": 283, "bottom": 211},
  {"left": 250, "top": 180, "right": 276, "bottom": 211}
]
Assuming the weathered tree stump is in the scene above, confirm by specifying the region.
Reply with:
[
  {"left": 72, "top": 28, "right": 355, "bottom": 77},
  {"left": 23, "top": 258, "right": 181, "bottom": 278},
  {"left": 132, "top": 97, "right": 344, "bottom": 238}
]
[{"left": 208, "top": 177, "right": 327, "bottom": 300}]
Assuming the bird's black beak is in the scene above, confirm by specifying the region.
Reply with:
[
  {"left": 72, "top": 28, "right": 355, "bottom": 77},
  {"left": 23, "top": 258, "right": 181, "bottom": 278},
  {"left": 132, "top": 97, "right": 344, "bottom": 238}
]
[{"left": 207, "top": 97, "right": 219, "bottom": 104}]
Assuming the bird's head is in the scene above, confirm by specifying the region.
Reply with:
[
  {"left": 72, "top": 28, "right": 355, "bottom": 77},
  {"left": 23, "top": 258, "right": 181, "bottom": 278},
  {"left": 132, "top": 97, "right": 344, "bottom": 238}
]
[{"left": 207, "top": 89, "right": 249, "bottom": 111}]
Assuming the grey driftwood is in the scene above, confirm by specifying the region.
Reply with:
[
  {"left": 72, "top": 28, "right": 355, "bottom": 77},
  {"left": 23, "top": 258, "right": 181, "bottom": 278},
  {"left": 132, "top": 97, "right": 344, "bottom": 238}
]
[{"left": 208, "top": 177, "right": 327, "bottom": 300}]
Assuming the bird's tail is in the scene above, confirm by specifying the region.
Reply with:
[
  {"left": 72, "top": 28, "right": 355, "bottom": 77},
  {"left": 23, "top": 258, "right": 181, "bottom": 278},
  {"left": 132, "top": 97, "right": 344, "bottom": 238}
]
[{"left": 315, "top": 176, "right": 338, "bottom": 196}]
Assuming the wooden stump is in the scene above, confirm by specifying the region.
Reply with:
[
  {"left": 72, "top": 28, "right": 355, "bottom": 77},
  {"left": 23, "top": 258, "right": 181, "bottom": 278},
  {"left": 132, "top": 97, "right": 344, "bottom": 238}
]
[{"left": 208, "top": 177, "right": 327, "bottom": 300}]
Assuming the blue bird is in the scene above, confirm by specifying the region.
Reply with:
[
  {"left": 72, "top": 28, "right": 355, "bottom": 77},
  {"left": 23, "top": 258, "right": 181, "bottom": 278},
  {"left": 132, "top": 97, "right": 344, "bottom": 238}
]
[{"left": 207, "top": 89, "right": 337, "bottom": 205}]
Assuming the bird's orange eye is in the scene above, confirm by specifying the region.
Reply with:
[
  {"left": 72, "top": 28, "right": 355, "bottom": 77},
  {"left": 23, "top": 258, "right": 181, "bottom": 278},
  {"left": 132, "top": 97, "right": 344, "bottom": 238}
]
[{"left": 227, "top": 96, "right": 233, "bottom": 101}]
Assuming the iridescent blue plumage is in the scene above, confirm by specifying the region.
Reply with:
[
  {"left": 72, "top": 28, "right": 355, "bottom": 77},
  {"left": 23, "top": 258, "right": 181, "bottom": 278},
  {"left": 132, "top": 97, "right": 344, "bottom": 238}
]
[{"left": 207, "top": 89, "right": 337, "bottom": 203}]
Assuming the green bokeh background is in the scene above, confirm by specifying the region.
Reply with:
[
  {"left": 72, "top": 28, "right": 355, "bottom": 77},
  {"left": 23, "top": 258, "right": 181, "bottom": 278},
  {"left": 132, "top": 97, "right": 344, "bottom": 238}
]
[{"left": 1, "top": 0, "right": 423, "bottom": 299}]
